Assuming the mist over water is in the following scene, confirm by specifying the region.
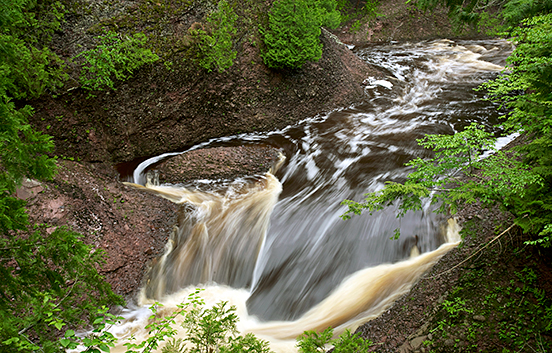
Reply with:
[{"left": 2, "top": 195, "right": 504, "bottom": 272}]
[{"left": 109, "top": 39, "right": 513, "bottom": 352}]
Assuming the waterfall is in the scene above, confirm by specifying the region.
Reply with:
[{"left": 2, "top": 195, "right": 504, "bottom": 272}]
[{"left": 95, "top": 39, "right": 513, "bottom": 353}]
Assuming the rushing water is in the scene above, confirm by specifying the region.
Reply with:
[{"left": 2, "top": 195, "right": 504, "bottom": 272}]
[{"left": 107, "top": 39, "right": 513, "bottom": 352}]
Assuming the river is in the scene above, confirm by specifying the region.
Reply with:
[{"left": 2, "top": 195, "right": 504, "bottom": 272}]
[{"left": 108, "top": 38, "right": 513, "bottom": 352}]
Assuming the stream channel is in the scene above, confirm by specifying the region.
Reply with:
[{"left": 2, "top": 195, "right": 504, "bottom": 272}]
[{"left": 109, "top": 39, "right": 514, "bottom": 352}]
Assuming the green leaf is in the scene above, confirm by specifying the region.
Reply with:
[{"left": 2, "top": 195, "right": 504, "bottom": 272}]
[
  {"left": 75, "top": 30, "right": 158, "bottom": 92},
  {"left": 60, "top": 338, "right": 71, "bottom": 347}
]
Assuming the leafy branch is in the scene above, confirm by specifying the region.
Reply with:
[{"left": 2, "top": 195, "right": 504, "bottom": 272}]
[{"left": 342, "top": 123, "right": 542, "bottom": 223}]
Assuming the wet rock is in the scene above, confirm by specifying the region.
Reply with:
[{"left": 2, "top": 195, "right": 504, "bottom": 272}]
[
  {"left": 25, "top": 160, "right": 178, "bottom": 297},
  {"left": 155, "top": 145, "right": 283, "bottom": 185}
]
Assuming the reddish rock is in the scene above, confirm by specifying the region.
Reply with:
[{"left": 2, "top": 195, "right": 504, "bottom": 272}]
[{"left": 23, "top": 160, "right": 178, "bottom": 297}]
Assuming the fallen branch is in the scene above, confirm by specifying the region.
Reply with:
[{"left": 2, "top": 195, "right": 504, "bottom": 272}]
[{"left": 425, "top": 221, "right": 518, "bottom": 279}]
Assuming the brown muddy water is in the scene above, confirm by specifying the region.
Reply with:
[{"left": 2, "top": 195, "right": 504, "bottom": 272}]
[{"left": 106, "top": 39, "right": 513, "bottom": 352}]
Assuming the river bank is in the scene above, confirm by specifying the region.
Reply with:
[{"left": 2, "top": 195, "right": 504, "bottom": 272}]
[{"left": 354, "top": 137, "right": 552, "bottom": 352}]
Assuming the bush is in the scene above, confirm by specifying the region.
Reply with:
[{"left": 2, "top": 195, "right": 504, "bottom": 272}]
[
  {"left": 121, "top": 291, "right": 272, "bottom": 353},
  {"left": 297, "top": 327, "right": 372, "bottom": 352},
  {"left": 261, "top": 0, "right": 340, "bottom": 69},
  {"left": 76, "top": 30, "right": 159, "bottom": 92},
  {"left": 481, "top": 13, "right": 552, "bottom": 244},
  {"left": 1, "top": 2, "right": 124, "bottom": 351},
  {"left": 189, "top": 0, "right": 238, "bottom": 73},
  {"left": 0, "top": 227, "right": 124, "bottom": 352}
]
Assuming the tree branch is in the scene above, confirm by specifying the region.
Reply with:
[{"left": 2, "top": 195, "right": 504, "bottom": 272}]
[{"left": 18, "top": 277, "right": 81, "bottom": 336}]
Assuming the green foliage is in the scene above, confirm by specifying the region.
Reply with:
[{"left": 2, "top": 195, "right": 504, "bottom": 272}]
[
  {"left": 411, "top": 0, "right": 551, "bottom": 32},
  {"left": 501, "top": 0, "right": 552, "bottom": 28},
  {"left": 344, "top": 6, "right": 552, "bottom": 247},
  {"left": 261, "top": 0, "right": 340, "bottom": 69},
  {"left": 182, "top": 301, "right": 239, "bottom": 352},
  {"left": 481, "top": 14, "right": 552, "bottom": 132},
  {"left": 0, "top": 226, "right": 124, "bottom": 352},
  {"left": 61, "top": 306, "right": 123, "bottom": 352},
  {"left": 189, "top": 0, "right": 238, "bottom": 73},
  {"left": 442, "top": 297, "right": 473, "bottom": 318},
  {"left": 0, "top": 99, "right": 56, "bottom": 209},
  {"left": 336, "top": 0, "right": 380, "bottom": 23},
  {"left": 297, "top": 328, "right": 334, "bottom": 352},
  {"left": 427, "top": 263, "right": 552, "bottom": 351},
  {"left": 411, "top": 0, "right": 480, "bottom": 29},
  {"left": 76, "top": 30, "right": 159, "bottom": 92},
  {"left": 0, "top": 0, "right": 67, "bottom": 99},
  {"left": 1, "top": 2, "right": 125, "bottom": 352},
  {"left": 297, "top": 327, "right": 372, "bottom": 352},
  {"left": 181, "top": 298, "right": 271, "bottom": 353},
  {"left": 123, "top": 290, "right": 272, "bottom": 353},
  {"left": 220, "top": 333, "right": 273, "bottom": 353},
  {"left": 318, "top": 0, "right": 342, "bottom": 28},
  {"left": 162, "top": 338, "right": 186, "bottom": 353},
  {"left": 480, "top": 12, "right": 552, "bottom": 242},
  {"left": 525, "top": 224, "right": 552, "bottom": 247},
  {"left": 124, "top": 300, "right": 185, "bottom": 353},
  {"left": 342, "top": 123, "right": 542, "bottom": 221},
  {"left": 362, "top": 0, "right": 381, "bottom": 20}
]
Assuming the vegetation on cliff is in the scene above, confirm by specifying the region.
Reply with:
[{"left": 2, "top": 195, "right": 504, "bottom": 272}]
[
  {"left": 261, "top": 0, "right": 341, "bottom": 69},
  {"left": 0, "top": 1, "right": 124, "bottom": 352},
  {"left": 76, "top": 30, "right": 159, "bottom": 92},
  {"left": 189, "top": 0, "right": 238, "bottom": 72}
]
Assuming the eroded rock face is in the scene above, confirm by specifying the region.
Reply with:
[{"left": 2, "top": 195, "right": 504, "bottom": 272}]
[
  {"left": 30, "top": 29, "right": 379, "bottom": 164},
  {"left": 20, "top": 144, "right": 283, "bottom": 298},
  {"left": 155, "top": 145, "right": 283, "bottom": 185},
  {"left": 22, "top": 160, "right": 178, "bottom": 297}
]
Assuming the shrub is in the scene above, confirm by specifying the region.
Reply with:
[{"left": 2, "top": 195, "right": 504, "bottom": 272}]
[
  {"left": 1, "top": 2, "right": 124, "bottom": 351},
  {"left": 76, "top": 30, "right": 159, "bottom": 92},
  {"left": 121, "top": 291, "right": 272, "bottom": 353},
  {"left": 297, "top": 327, "right": 372, "bottom": 352},
  {"left": 189, "top": 0, "right": 238, "bottom": 73},
  {"left": 261, "top": 0, "right": 340, "bottom": 69}
]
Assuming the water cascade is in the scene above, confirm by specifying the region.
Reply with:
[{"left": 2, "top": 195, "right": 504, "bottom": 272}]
[{"left": 106, "top": 39, "right": 513, "bottom": 352}]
